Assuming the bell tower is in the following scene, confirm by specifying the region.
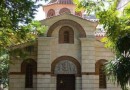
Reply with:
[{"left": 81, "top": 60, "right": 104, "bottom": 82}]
[{"left": 43, "top": 0, "right": 83, "bottom": 18}]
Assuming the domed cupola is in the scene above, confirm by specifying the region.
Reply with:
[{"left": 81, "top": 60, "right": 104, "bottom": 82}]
[{"left": 43, "top": 0, "right": 84, "bottom": 18}]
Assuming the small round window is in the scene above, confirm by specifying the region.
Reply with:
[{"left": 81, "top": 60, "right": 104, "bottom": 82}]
[
  {"left": 47, "top": 9, "right": 55, "bottom": 17},
  {"left": 59, "top": 8, "right": 71, "bottom": 14}
]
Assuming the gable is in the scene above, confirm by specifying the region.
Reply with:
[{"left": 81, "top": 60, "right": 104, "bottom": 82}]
[
  {"left": 41, "top": 13, "right": 98, "bottom": 28},
  {"left": 40, "top": 13, "right": 98, "bottom": 37}
]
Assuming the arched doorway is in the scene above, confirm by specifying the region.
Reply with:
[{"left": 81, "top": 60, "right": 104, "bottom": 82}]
[{"left": 51, "top": 56, "right": 81, "bottom": 90}]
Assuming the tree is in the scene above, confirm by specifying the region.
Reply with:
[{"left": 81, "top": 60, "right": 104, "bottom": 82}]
[
  {"left": 75, "top": 0, "right": 130, "bottom": 90},
  {"left": 100, "top": 2, "right": 130, "bottom": 90},
  {"left": 0, "top": 0, "right": 47, "bottom": 87},
  {"left": 0, "top": 0, "right": 38, "bottom": 48},
  {"left": 74, "top": 0, "right": 114, "bottom": 15},
  {"left": 0, "top": 0, "right": 37, "bottom": 29},
  {"left": 0, "top": 51, "right": 9, "bottom": 88}
]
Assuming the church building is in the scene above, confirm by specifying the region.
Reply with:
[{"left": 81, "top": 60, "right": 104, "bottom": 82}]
[{"left": 9, "top": 0, "right": 121, "bottom": 90}]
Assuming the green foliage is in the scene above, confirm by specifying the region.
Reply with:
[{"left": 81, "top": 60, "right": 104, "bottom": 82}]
[
  {"left": 0, "top": 0, "right": 38, "bottom": 30},
  {"left": 105, "top": 56, "right": 130, "bottom": 90},
  {"left": 0, "top": 0, "right": 47, "bottom": 88},
  {"left": 0, "top": 21, "right": 47, "bottom": 48},
  {"left": 116, "top": 34, "right": 130, "bottom": 54},
  {"left": 98, "top": 1, "right": 130, "bottom": 51},
  {"left": 0, "top": 20, "right": 47, "bottom": 88},
  {"left": 0, "top": 49, "right": 9, "bottom": 87},
  {"left": 0, "top": 0, "right": 39, "bottom": 48},
  {"left": 98, "top": 1, "right": 130, "bottom": 90},
  {"left": 8, "top": 21, "right": 47, "bottom": 59},
  {"left": 74, "top": 0, "right": 114, "bottom": 15},
  {"left": 124, "top": 3, "right": 130, "bottom": 16},
  {"left": 75, "top": 0, "right": 130, "bottom": 89},
  {"left": 105, "top": 34, "right": 130, "bottom": 90}
]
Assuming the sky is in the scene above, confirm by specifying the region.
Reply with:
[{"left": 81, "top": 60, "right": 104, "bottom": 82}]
[
  {"left": 34, "top": 1, "right": 47, "bottom": 20},
  {"left": 34, "top": 0, "right": 130, "bottom": 20},
  {"left": 117, "top": 0, "right": 130, "bottom": 11}
]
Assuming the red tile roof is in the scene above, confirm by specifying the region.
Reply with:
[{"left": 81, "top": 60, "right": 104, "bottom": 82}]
[{"left": 49, "top": 0, "right": 74, "bottom": 4}]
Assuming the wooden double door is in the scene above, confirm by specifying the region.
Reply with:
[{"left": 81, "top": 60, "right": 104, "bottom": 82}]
[{"left": 57, "top": 74, "right": 75, "bottom": 90}]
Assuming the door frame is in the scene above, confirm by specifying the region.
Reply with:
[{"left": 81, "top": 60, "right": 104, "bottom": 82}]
[{"left": 56, "top": 74, "right": 75, "bottom": 90}]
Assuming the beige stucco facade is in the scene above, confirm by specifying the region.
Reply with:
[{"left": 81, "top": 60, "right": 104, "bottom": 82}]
[{"left": 9, "top": 1, "right": 121, "bottom": 90}]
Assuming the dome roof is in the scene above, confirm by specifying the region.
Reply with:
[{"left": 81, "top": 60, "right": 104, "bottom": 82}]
[{"left": 49, "top": 0, "right": 74, "bottom": 4}]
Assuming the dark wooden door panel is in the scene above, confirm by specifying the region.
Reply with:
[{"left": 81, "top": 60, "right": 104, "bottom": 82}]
[{"left": 57, "top": 74, "right": 75, "bottom": 90}]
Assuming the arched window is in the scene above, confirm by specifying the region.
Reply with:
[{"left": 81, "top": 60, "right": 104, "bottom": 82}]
[
  {"left": 47, "top": 9, "right": 55, "bottom": 17},
  {"left": 64, "top": 31, "right": 69, "bottom": 43},
  {"left": 21, "top": 59, "right": 37, "bottom": 88},
  {"left": 59, "top": 8, "right": 71, "bottom": 14},
  {"left": 59, "top": 26, "right": 74, "bottom": 44},
  {"left": 95, "top": 60, "right": 107, "bottom": 89}
]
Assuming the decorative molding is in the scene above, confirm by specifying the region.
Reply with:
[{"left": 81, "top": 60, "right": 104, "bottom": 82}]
[
  {"left": 10, "top": 72, "right": 97, "bottom": 76},
  {"left": 38, "top": 37, "right": 55, "bottom": 40},
  {"left": 10, "top": 72, "right": 23, "bottom": 75},
  {"left": 47, "top": 19, "right": 86, "bottom": 37},
  {"left": 37, "top": 72, "right": 51, "bottom": 75},
  {"left": 9, "top": 72, "right": 51, "bottom": 75},
  {"left": 54, "top": 60, "right": 77, "bottom": 74},
  {"left": 51, "top": 56, "right": 81, "bottom": 77},
  {"left": 82, "top": 72, "right": 95, "bottom": 75}
]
